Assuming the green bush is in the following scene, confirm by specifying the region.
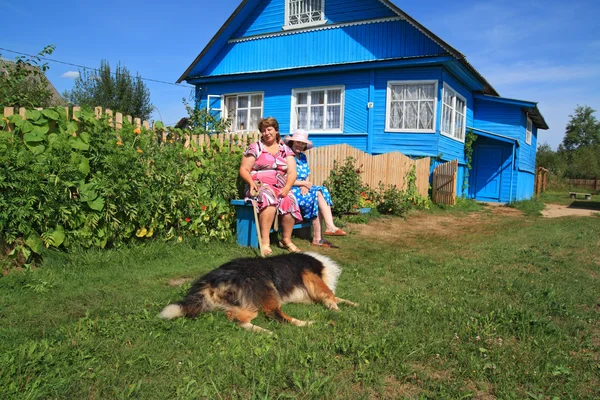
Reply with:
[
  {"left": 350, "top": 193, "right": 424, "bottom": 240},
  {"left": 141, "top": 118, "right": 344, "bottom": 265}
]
[
  {"left": 324, "top": 157, "right": 362, "bottom": 217},
  {"left": 0, "top": 106, "right": 241, "bottom": 266}
]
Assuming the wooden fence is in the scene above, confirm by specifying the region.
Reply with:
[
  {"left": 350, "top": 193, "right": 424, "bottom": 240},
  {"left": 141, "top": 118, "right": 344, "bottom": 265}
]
[
  {"left": 535, "top": 167, "right": 548, "bottom": 196},
  {"left": 4, "top": 106, "right": 431, "bottom": 197},
  {"left": 304, "top": 144, "right": 430, "bottom": 198},
  {"left": 568, "top": 177, "right": 598, "bottom": 194},
  {"left": 3, "top": 106, "right": 151, "bottom": 131},
  {"left": 432, "top": 159, "right": 458, "bottom": 205}
]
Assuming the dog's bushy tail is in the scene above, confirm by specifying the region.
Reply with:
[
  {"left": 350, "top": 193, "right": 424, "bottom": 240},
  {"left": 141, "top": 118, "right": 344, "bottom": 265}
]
[
  {"left": 160, "top": 291, "right": 211, "bottom": 319},
  {"left": 160, "top": 303, "right": 185, "bottom": 319}
]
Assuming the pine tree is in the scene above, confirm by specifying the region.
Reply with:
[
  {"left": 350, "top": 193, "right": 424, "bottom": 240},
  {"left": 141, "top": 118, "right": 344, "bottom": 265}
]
[{"left": 63, "top": 60, "right": 153, "bottom": 120}]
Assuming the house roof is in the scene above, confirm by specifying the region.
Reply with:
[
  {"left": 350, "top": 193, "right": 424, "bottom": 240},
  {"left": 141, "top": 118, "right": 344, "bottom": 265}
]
[
  {"left": 0, "top": 58, "right": 66, "bottom": 106},
  {"left": 474, "top": 94, "right": 549, "bottom": 130},
  {"left": 176, "top": 0, "right": 499, "bottom": 96}
]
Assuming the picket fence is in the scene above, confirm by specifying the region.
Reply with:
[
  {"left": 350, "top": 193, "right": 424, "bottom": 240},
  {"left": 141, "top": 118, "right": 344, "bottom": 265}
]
[
  {"left": 2, "top": 106, "right": 151, "bottom": 131},
  {"left": 3, "top": 106, "right": 431, "bottom": 198}
]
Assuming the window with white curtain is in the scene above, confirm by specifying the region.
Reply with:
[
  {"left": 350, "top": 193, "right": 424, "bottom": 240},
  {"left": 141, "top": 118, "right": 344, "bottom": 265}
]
[
  {"left": 526, "top": 116, "right": 532, "bottom": 145},
  {"left": 224, "top": 93, "right": 263, "bottom": 131},
  {"left": 291, "top": 86, "right": 343, "bottom": 133},
  {"left": 441, "top": 83, "right": 466, "bottom": 141},
  {"left": 285, "top": 0, "right": 325, "bottom": 28},
  {"left": 385, "top": 81, "right": 437, "bottom": 133}
]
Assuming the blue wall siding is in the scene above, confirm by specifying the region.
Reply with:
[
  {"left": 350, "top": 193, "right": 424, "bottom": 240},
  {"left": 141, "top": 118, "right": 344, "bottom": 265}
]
[
  {"left": 518, "top": 112, "right": 537, "bottom": 173},
  {"left": 473, "top": 98, "right": 536, "bottom": 174},
  {"left": 371, "top": 66, "right": 441, "bottom": 157},
  {"left": 199, "top": 20, "right": 446, "bottom": 77},
  {"left": 234, "top": 0, "right": 398, "bottom": 38},
  {"left": 516, "top": 170, "right": 535, "bottom": 200},
  {"left": 199, "top": 70, "right": 370, "bottom": 151},
  {"left": 325, "top": 0, "right": 396, "bottom": 23},
  {"left": 234, "top": 0, "right": 282, "bottom": 37},
  {"left": 473, "top": 100, "right": 522, "bottom": 138}
]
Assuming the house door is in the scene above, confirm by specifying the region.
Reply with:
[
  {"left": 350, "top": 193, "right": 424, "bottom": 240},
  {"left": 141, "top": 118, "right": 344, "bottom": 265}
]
[{"left": 473, "top": 145, "right": 503, "bottom": 202}]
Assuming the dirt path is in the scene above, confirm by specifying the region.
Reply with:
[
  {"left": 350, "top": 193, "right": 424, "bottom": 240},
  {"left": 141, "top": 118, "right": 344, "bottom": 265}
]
[
  {"left": 542, "top": 203, "right": 600, "bottom": 218},
  {"left": 349, "top": 203, "right": 598, "bottom": 245}
]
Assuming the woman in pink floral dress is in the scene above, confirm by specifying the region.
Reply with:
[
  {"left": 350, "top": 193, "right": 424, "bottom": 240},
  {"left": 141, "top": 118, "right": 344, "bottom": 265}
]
[{"left": 239, "top": 117, "right": 302, "bottom": 255}]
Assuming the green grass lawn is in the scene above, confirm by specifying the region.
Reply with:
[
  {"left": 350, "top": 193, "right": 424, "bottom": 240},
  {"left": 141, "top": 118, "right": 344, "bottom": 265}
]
[{"left": 1, "top": 205, "right": 599, "bottom": 399}]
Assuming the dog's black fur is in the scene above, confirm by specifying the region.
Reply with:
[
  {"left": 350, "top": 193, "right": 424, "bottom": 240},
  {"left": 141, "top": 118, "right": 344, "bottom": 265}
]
[{"left": 160, "top": 252, "right": 356, "bottom": 334}]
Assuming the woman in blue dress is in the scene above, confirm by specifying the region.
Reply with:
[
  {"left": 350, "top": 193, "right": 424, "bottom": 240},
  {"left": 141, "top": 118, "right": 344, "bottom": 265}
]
[{"left": 284, "top": 130, "right": 347, "bottom": 247}]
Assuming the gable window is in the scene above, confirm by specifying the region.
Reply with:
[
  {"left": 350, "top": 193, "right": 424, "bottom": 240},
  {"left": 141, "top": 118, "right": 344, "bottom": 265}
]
[
  {"left": 526, "top": 116, "right": 532, "bottom": 145},
  {"left": 386, "top": 81, "right": 437, "bottom": 132},
  {"left": 285, "top": 0, "right": 325, "bottom": 29},
  {"left": 291, "top": 86, "right": 343, "bottom": 133},
  {"left": 441, "top": 83, "right": 466, "bottom": 141},
  {"left": 224, "top": 93, "right": 263, "bottom": 131}
]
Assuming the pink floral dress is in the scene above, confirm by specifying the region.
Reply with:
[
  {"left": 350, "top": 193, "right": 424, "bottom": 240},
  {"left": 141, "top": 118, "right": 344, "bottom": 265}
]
[{"left": 244, "top": 141, "right": 302, "bottom": 222}]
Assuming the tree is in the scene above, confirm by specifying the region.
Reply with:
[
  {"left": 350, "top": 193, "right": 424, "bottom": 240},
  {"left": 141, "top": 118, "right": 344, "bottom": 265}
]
[
  {"left": 560, "top": 105, "right": 600, "bottom": 151},
  {"left": 536, "top": 142, "right": 567, "bottom": 177},
  {"left": 565, "top": 146, "right": 600, "bottom": 178},
  {"left": 0, "top": 45, "right": 62, "bottom": 109},
  {"left": 63, "top": 60, "right": 153, "bottom": 120}
]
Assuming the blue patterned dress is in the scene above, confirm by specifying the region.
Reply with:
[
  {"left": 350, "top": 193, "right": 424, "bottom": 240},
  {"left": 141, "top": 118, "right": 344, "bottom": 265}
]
[{"left": 291, "top": 153, "right": 333, "bottom": 220}]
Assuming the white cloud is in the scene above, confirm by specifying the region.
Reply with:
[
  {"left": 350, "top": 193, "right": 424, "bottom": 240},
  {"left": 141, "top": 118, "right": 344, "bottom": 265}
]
[{"left": 61, "top": 71, "right": 79, "bottom": 79}]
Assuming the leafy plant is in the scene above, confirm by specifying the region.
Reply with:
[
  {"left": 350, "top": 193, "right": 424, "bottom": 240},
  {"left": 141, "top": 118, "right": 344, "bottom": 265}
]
[
  {"left": 324, "top": 157, "right": 363, "bottom": 216},
  {"left": 463, "top": 128, "right": 477, "bottom": 193},
  {"left": 0, "top": 104, "right": 241, "bottom": 267}
]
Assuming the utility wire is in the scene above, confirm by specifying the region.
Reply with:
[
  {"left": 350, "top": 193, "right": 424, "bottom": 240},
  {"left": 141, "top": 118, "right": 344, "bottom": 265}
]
[{"left": 0, "top": 47, "right": 195, "bottom": 88}]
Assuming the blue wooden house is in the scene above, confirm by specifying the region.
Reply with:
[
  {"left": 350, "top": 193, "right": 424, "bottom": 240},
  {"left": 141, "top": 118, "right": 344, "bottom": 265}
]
[{"left": 177, "top": 0, "right": 548, "bottom": 203}]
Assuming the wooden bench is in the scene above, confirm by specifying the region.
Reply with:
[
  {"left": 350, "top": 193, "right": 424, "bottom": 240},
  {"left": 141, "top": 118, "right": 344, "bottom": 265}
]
[
  {"left": 230, "top": 200, "right": 312, "bottom": 248},
  {"left": 569, "top": 192, "right": 592, "bottom": 200}
]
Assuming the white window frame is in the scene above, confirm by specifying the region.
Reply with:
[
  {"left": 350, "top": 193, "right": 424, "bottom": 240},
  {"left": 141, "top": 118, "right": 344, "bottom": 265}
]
[
  {"left": 526, "top": 116, "right": 533, "bottom": 145},
  {"left": 284, "top": 0, "right": 327, "bottom": 30},
  {"left": 290, "top": 85, "right": 344, "bottom": 134},
  {"left": 223, "top": 92, "right": 264, "bottom": 132},
  {"left": 440, "top": 83, "right": 467, "bottom": 142},
  {"left": 385, "top": 80, "right": 438, "bottom": 133}
]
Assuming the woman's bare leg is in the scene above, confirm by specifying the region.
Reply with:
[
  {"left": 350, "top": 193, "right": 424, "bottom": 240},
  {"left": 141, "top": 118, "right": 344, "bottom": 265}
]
[
  {"left": 280, "top": 213, "right": 295, "bottom": 245},
  {"left": 311, "top": 215, "right": 322, "bottom": 244},
  {"left": 317, "top": 192, "right": 337, "bottom": 232},
  {"left": 259, "top": 206, "right": 276, "bottom": 246}
]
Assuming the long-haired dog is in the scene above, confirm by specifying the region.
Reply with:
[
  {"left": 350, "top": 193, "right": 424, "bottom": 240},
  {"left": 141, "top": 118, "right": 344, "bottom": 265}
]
[{"left": 160, "top": 252, "right": 357, "bottom": 334}]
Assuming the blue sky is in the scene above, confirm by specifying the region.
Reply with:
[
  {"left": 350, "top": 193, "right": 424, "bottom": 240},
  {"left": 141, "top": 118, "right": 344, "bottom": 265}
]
[{"left": 2, "top": 0, "right": 598, "bottom": 149}]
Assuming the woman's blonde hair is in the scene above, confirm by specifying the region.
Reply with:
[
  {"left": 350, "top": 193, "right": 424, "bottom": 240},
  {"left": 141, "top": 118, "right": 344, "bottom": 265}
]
[{"left": 258, "top": 117, "right": 281, "bottom": 142}]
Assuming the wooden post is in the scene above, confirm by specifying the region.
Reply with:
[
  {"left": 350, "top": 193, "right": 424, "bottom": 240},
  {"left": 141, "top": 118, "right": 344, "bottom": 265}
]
[
  {"left": 72, "top": 106, "right": 80, "bottom": 121},
  {"left": 115, "top": 112, "right": 123, "bottom": 130},
  {"left": 4, "top": 107, "right": 14, "bottom": 132},
  {"left": 542, "top": 170, "right": 547, "bottom": 193},
  {"left": 105, "top": 109, "right": 113, "bottom": 127}
]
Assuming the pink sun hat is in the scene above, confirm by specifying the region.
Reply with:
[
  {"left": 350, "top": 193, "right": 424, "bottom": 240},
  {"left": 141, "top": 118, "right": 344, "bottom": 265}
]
[{"left": 284, "top": 129, "right": 313, "bottom": 150}]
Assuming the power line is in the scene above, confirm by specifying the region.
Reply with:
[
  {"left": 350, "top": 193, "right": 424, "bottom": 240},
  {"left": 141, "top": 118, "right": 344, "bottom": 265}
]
[{"left": 0, "top": 47, "right": 195, "bottom": 89}]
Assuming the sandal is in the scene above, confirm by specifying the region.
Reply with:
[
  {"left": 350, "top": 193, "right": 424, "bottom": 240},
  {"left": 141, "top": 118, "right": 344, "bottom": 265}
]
[
  {"left": 279, "top": 241, "right": 302, "bottom": 253},
  {"left": 324, "top": 228, "right": 347, "bottom": 236},
  {"left": 261, "top": 244, "right": 273, "bottom": 256},
  {"left": 311, "top": 239, "right": 339, "bottom": 248}
]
